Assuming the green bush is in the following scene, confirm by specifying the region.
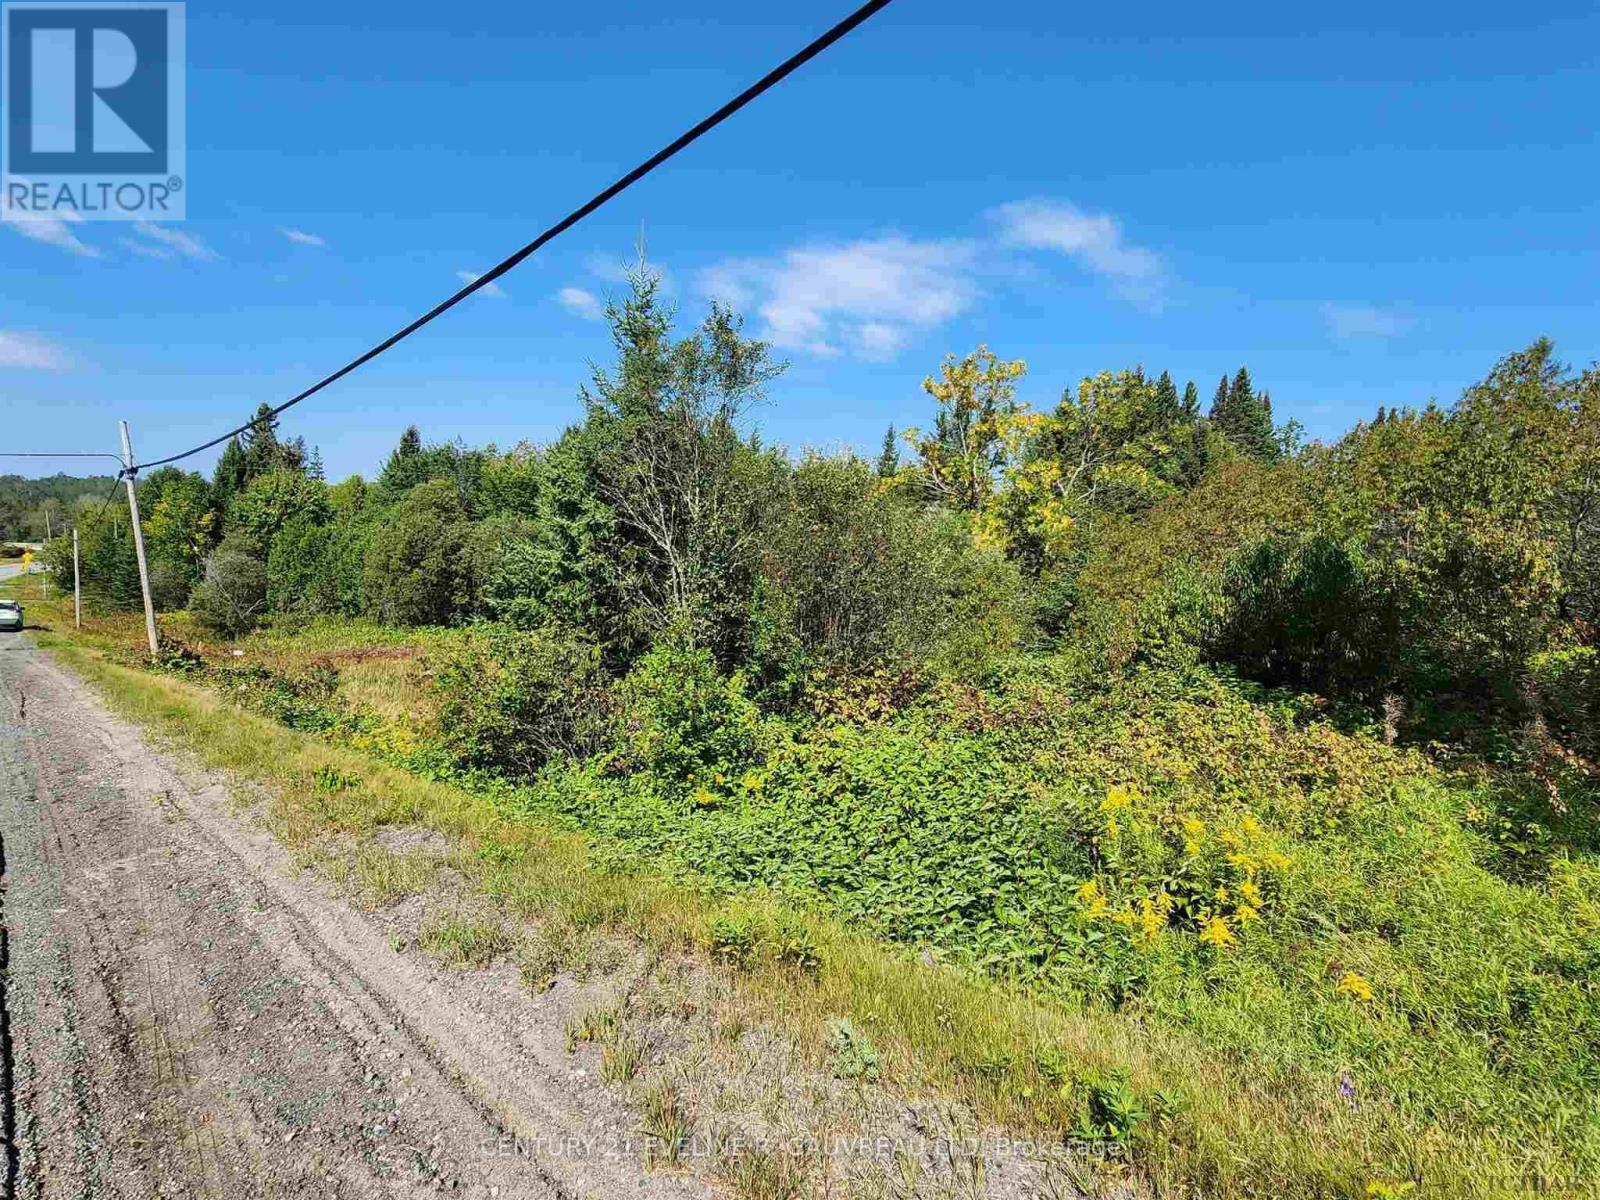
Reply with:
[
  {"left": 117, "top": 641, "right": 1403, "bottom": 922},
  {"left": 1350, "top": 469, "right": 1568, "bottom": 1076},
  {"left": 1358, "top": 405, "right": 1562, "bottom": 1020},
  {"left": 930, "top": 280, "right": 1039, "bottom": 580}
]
[
  {"left": 1208, "top": 533, "right": 1416, "bottom": 702},
  {"left": 266, "top": 516, "right": 336, "bottom": 614},
  {"left": 147, "top": 560, "right": 194, "bottom": 611},
  {"left": 1530, "top": 645, "right": 1600, "bottom": 759},
  {"left": 461, "top": 513, "right": 540, "bottom": 621},
  {"left": 189, "top": 548, "right": 268, "bottom": 637},
  {"left": 428, "top": 622, "right": 611, "bottom": 774},
  {"left": 616, "top": 640, "right": 760, "bottom": 789},
  {"left": 361, "top": 479, "right": 472, "bottom": 626},
  {"left": 226, "top": 468, "right": 330, "bottom": 557},
  {"left": 751, "top": 455, "right": 1024, "bottom": 695}
]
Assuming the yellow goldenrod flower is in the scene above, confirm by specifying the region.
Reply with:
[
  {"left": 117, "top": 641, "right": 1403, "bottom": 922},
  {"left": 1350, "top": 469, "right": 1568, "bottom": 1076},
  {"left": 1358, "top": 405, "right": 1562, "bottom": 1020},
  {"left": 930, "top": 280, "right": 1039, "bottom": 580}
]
[
  {"left": 1101, "top": 786, "right": 1133, "bottom": 814},
  {"left": 1074, "top": 879, "right": 1109, "bottom": 918},
  {"left": 1336, "top": 971, "right": 1375, "bottom": 1002},
  {"left": 1198, "top": 916, "right": 1235, "bottom": 947},
  {"left": 1237, "top": 878, "right": 1263, "bottom": 908},
  {"left": 691, "top": 787, "right": 717, "bottom": 808},
  {"left": 1234, "top": 904, "right": 1260, "bottom": 923},
  {"left": 1136, "top": 898, "right": 1164, "bottom": 946},
  {"left": 1365, "top": 1180, "right": 1416, "bottom": 1199}
]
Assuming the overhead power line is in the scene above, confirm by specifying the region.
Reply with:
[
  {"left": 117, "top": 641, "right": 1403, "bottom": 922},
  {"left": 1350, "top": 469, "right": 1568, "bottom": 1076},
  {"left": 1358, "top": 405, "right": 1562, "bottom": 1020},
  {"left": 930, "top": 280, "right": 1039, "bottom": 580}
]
[{"left": 138, "top": 0, "right": 896, "bottom": 472}]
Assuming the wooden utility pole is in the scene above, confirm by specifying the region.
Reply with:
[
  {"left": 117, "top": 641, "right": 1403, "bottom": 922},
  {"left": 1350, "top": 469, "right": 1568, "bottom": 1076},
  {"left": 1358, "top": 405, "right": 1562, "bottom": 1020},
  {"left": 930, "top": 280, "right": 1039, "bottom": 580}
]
[
  {"left": 72, "top": 527, "right": 81, "bottom": 629},
  {"left": 119, "top": 421, "right": 160, "bottom": 658}
]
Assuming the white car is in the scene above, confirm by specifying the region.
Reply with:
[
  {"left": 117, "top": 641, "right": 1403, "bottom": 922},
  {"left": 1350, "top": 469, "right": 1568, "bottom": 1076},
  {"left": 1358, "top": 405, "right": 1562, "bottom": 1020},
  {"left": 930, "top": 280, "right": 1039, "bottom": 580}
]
[{"left": 0, "top": 599, "right": 23, "bottom": 632}]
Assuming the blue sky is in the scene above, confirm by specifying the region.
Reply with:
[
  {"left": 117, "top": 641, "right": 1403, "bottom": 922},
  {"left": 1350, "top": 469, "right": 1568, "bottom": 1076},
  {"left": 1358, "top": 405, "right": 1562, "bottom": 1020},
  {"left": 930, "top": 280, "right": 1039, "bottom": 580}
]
[{"left": 4, "top": 0, "right": 1597, "bottom": 482}]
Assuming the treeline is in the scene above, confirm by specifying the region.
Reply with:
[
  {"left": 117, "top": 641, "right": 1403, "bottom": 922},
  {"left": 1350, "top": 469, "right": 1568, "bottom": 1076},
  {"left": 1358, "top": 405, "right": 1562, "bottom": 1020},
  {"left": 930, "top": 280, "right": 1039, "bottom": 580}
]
[
  {"left": 0, "top": 473, "right": 115, "bottom": 542},
  {"left": 46, "top": 266, "right": 1599, "bottom": 754}
]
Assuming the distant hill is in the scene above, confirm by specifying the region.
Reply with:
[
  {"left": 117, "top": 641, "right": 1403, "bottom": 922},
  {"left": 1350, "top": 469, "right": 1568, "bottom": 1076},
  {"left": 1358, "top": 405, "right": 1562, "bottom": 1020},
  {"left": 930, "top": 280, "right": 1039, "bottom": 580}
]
[{"left": 0, "top": 473, "right": 117, "bottom": 541}]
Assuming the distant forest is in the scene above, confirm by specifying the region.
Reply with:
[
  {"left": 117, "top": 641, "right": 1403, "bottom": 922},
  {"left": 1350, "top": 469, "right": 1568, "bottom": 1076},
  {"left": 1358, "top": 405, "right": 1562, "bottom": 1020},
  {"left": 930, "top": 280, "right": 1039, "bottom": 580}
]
[{"left": 0, "top": 474, "right": 116, "bottom": 542}]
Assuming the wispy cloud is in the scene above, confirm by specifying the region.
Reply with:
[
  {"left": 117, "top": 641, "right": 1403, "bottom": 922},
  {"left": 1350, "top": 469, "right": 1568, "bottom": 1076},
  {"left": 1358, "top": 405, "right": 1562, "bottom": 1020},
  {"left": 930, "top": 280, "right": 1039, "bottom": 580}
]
[
  {"left": 456, "top": 269, "right": 508, "bottom": 298},
  {"left": 1324, "top": 303, "right": 1412, "bottom": 340},
  {"left": 131, "top": 220, "right": 217, "bottom": 261},
  {"left": 6, "top": 212, "right": 100, "bottom": 258},
  {"left": 279, "top": 227, "right": 326, "bottom": 248},
  {"left": 557, "top": 286, "right": 603, "bottom": 320},
  {"left": 700, "top": 236, "right": 979, "bottom": 361},
  {"left": 989, "top": 199, "right": 1166, "bottom": 310},
  {"left": 0, "top": 330, "right": 70, "bottom": 370}
]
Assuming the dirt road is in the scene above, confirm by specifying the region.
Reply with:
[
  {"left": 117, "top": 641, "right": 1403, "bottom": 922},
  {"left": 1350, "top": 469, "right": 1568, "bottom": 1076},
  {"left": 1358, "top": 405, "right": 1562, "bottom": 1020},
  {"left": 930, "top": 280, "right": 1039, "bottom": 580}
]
[{"left": 0, "top": 635, "right": 705, "bottom": 1200}]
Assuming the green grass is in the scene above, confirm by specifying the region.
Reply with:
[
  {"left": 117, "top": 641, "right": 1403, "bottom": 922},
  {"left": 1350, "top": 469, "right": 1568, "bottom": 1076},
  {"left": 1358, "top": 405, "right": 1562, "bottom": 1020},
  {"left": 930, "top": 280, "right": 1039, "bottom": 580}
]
[
  {"left": 26, "top": 595, "right": 1600, "bottom": 1198},
  {"left": 418, "top": 915, "right": 514, "bottom": 967}
]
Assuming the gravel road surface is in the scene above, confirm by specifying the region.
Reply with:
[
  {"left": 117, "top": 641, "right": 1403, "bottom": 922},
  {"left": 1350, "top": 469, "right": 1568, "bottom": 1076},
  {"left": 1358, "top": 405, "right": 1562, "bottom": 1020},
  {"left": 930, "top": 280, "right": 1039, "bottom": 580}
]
[{"left": 0, "top": 634, "right": 704, "bottom": 1200}]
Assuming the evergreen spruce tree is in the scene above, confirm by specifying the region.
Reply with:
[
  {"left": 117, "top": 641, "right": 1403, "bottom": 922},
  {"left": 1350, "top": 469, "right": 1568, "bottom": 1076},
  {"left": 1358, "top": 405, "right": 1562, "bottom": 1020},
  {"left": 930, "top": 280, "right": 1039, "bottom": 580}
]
[
  {"left": 1181, "top": 380, "right": 1200, "bottom": 418},
  {"left": 1210, "top": 373, "right": 1231, "bottom": 420},
  {"left": 876, "top": 424, "right": 900, "bottom": 478},
  {"left": 1154, "top": 371, "right": 1180, "bottom": 422},
  {"left": 1210, "top": 367, "right": 1277, "bottom": 461},
  {"left": 212, "top": 437, "right": 248, "bottom": 511},
  {"left": 379, "top": 426, "right": 429, "bottom": 495},
  {"left": 239, "top": 403, "right": 283, "bottom": 481}
]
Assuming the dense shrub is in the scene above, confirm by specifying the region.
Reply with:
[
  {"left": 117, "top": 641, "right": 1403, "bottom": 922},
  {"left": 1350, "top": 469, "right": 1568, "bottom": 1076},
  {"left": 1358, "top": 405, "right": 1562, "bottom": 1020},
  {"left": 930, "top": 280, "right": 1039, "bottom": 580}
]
[
  {"left": 189, "top": 548, "right": 268, "bottom": 637},
  {"left": 1530, "top": 645, "right": 1600, "bottom": 760},
  {"left": 752, "top": 456, "right": 1024, "bottom": 695},
  {"left": 148, "top": 560, "right": 193, "bottom": 611},
  {"left": 1208, "top": 534, "right": 1414, "bottom": 701},
  {"left": 63, "top": 515, "right": 143, "bottom": 613},
  {"left": 616, "top": 640, "right": 761, "bottom": 789},
  {"left": 460, "top": 513, "right": 540, "bottom": 621},
  {"left": 361, "top": 479, "right": 472, "bottom": 626},
  {"left": 266, "top": 516, "right": 336, "bottom": 614},
  {"left": 428, "top": 622, "right": 610, "bottom": 774},
  {"left": 227, "top": 468, "right": 330, "bottom": 556}
]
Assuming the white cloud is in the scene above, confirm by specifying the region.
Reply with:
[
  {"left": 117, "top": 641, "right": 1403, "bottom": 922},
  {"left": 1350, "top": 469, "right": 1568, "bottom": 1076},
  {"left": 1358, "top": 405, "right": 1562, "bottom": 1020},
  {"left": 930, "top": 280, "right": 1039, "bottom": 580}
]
[
  {"left": 131, "top": 220, "right": 217, "bottom": 261},
  {"left": 455, "top": 269, "right": 508, "bottom": 299},
  {"left": 0, "top": 330, "right": 70, "bottom": 370},
  {"left": 119, "top": 236, "right": 173, "bottom": 259},
  {"left": 989, "top": 199, "right": 1165, "bottom": 309},
  {"left": 1324, "top": 303, "right": 1412, "bottom": 340},
  {"left": 6, "top": 212, "right": 100, "bottom": 258},
  {"left": 279, "top": 227, "right": 326, "bottom": 248},
  {"left": 699, "top": 236, "right": 979, "bottom": 361},
  {"left": 557, "top": 286, "right": 603, "bottom": 320}
]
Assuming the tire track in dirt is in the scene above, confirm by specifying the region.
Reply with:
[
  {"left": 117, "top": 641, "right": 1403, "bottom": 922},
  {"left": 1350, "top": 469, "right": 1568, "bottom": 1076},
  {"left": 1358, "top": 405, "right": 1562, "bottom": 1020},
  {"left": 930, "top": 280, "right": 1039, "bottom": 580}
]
[{"left": 0, "top": 637, "right": 705, "bottom": 1200}]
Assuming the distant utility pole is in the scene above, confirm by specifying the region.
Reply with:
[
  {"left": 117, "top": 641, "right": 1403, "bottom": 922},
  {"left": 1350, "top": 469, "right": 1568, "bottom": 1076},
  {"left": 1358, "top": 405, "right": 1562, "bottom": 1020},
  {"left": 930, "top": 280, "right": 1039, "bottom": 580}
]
[
  {"left": 119, "top": 421, "right": 160, "bottom": 659},
  {"left": 72, "top": 527, "right": 81, "bottom": 629}
]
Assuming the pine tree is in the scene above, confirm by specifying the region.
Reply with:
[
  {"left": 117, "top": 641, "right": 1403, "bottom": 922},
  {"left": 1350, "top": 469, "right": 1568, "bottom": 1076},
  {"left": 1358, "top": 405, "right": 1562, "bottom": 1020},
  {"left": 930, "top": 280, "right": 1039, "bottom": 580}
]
[
  {"left": 212, "top": 437, "right": 248, "bottom": 510},
  {"left": 379, "top": 426, "right": 430, "bottom": 495},
  {"left": 1154, "top": 371, "right": 1180, "bottom": 422},
  {"left": 876, "top": 424, "right": 900, "bottom": 478},
  {"left": 1181, "top": 380, "right": 1200, "bottom": 418},
  {"left": 239, "top": 403, "right": 283, "bottom": 481},
  {"left": 1210, "top": 367, "right": 1277, "bottom": 461}
]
